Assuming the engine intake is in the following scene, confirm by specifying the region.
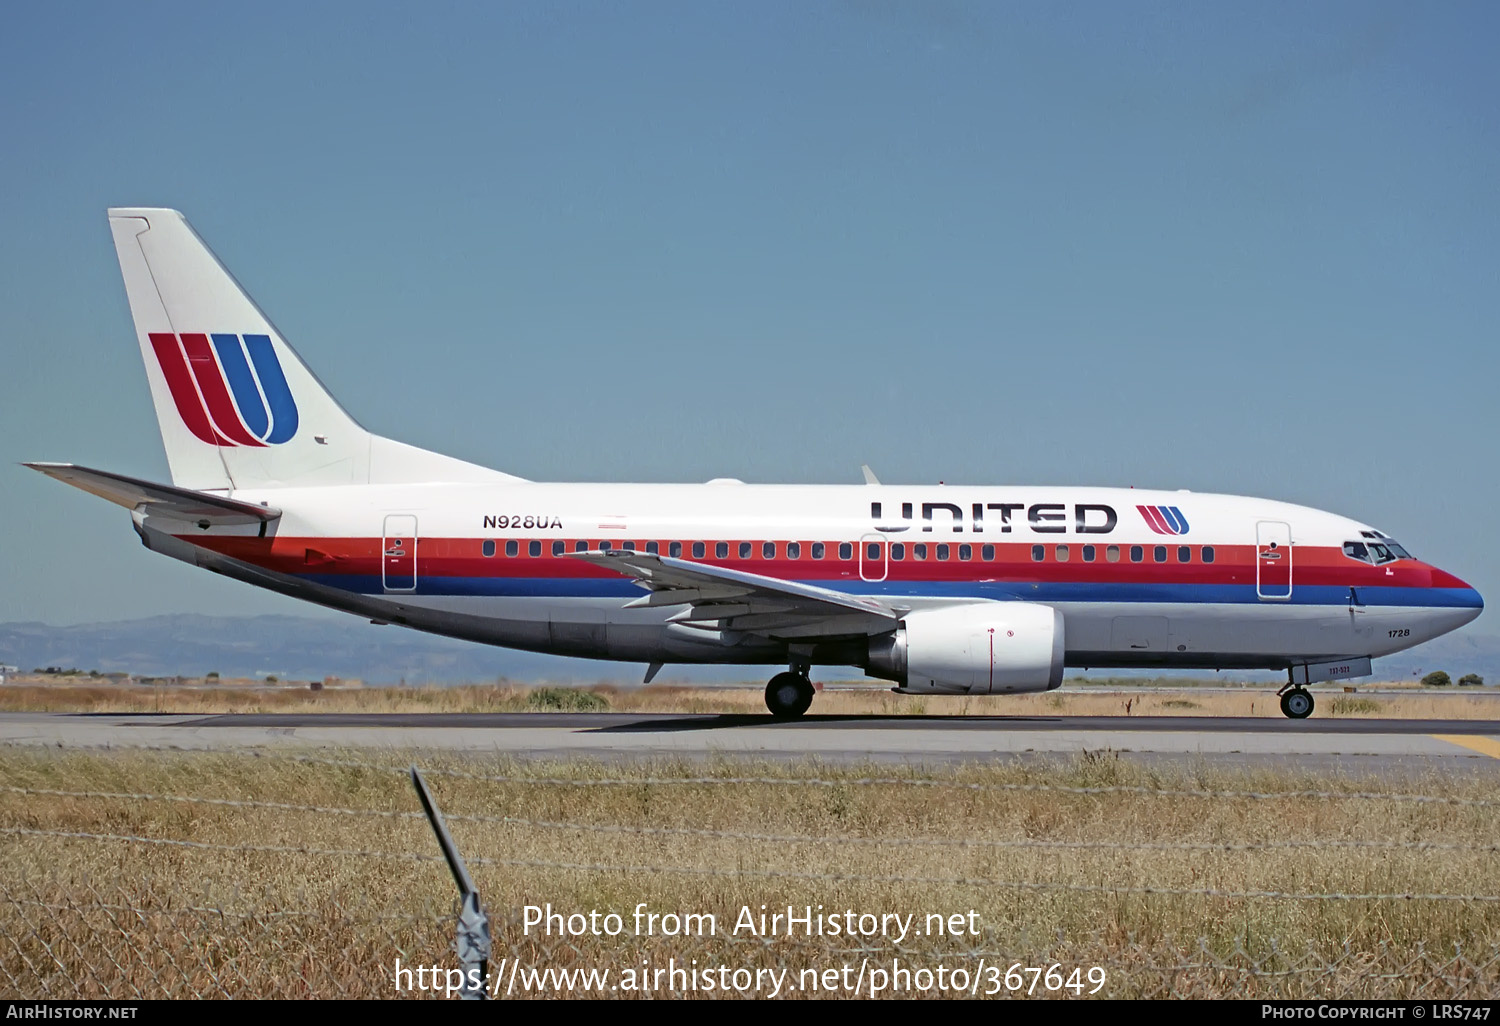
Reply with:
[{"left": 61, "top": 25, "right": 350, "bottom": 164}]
[{"left": 866, "top": 602, "right": 1065, "bottom": 694}]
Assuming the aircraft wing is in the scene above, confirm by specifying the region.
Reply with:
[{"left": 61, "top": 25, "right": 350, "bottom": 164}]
[
  {"left": 570, "top": 550, "right": 903, "bottom": 639},
  {"left": 24, "top": 463, "right": 282, "bottom": 527}
]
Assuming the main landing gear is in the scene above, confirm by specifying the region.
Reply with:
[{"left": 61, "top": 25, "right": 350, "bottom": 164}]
[
  {"left": 1278, "top": 685, "right": 1314, "bottom": 719},
  {"left": 765, "top": 669, "right": 815, "bottom": 720}
]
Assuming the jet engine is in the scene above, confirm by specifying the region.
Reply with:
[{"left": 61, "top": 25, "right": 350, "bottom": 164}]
[{"left": 866, "top": 602, "right": 1065, "bottom": 694}]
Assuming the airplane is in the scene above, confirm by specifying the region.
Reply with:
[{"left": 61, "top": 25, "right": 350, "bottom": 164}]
[{"left": 25, "top": 208, "right": 1484, "bottom": 720}]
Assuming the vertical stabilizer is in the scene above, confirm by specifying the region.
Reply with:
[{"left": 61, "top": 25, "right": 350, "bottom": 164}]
[{"left": 108, "top": 208, "right": 521, "bottom": 490}]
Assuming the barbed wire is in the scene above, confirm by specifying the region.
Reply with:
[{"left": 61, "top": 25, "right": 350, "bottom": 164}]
[
  {"left": 284, "top": 755, "right": 1500, "bottom": 808},
  {"left": 8, "top": 825, "right": 1500, "bottom": 904},
  {"left": 0, "top": 784, "right": 417, "bottom": 821},
  {"left": 11, "top": 749, "right": 1494, "bottom": 807},
  {"left": 3, "top": 784, "right": 1495, "bottom": 856},
  {"left": 5, "top": 896, "right": 443, "bottom": 924},
  {"left": 0, "top": 826, "right": 447, "bottom": 865}
]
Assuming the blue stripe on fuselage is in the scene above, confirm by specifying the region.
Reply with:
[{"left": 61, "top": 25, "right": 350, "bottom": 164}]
[{"left": 292, "top": 573, "right": 1483, "bottom": 609}]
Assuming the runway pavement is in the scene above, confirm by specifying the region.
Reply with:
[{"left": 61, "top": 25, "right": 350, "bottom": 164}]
[{"left": 2, "top": 711, "right": 1499, "bottom": 773}]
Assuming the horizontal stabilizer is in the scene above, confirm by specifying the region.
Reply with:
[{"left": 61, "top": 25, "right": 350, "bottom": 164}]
[{"left": 25, "top": 462, "right": 281, "bottom": 526}]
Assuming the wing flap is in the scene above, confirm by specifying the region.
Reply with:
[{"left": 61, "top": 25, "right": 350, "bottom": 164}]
[
  {"left": 572, "top": 550, "right": 901, "bottom": 639},
  {"left": 25, "top": 462, "right": 282, "bottom": 526}
]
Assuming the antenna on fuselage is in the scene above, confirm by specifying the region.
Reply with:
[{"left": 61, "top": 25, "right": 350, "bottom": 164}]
[{"left": 861, "top": 465, "right": 880, "bottom": 485}]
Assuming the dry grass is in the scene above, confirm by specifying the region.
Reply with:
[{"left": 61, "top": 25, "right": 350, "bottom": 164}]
[
  {"left": 1, "top": 679, "right": 1497, "bottom": 720},
  {"left": 3, "top": 748, "right": 1499, "bottom": 998}
]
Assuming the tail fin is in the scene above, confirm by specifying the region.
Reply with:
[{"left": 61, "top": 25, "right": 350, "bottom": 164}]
[{"left": 108, "top": 208, "right": 522, "bottom": 490}]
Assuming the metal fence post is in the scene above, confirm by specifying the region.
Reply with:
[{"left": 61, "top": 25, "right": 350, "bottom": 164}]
[{"left": 411, "top": 766, "right": 491, "bottom": 1000}]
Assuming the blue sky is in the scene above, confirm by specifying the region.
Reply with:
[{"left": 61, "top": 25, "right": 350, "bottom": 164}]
[{"left": 1, "top": 2, "right": 1496, "bottom": 639}]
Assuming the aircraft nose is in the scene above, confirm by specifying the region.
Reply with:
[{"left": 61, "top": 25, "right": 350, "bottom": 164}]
[
  {"left": 1429, "top": 565, "right": 1483, "bottom": 627},
  {"left": 1456, "top": 589, "right": 1484, "bottom": 628}
]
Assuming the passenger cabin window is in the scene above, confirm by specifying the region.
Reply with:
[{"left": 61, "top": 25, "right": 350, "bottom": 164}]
[
  {"left": 1032, "top": 545, "right": 1044, "bottom": 562},
  {"left": 599, "top": 541, "right": 612, "bottom": 552},
  {"left": 788, "top": 542, "right": 801, "bottom": 559},
  {"left": 914, "top": 544, "right": 927, "bottom": 560},
  {"left": 482, "top": 540, "right": 496, "bottom": 558},
  {"left": 646, "top": 541, "right": 658, "bottom": 555},
  {"left": 1154, "top": 546, "right": 1167, "bottom": 563},
  {"left": 505, "top": 540, "right": 518, "bottom": 557},
  {"left": 981, "top": 544, "right": 995, "bottom": 561},
  {"left": 669, "top": 541, "right": 683, "bottom": 557},
  {"left": 891, "top": 543, "right": 905, "bottom": 560},
  {"left": 812, "top": 542, "right": 825, "bottom": 559},
  {"left": 838, "top": 542, "right": 852, "bottom": 560},
  {"left": 1082, "top": 545, "right": 1095, "bottom": 562},
  {"left": 1130, "top": 546, "right": 1143, "bottom": 563},
  {"left": 622, "top": 541, "right": 635, "bottom": 552},
  {"left": 1056, "top": 544, "right": 1070, "bottom": 562},
  {"left": 692, "top": 542, "right": 705, "bottom": 559},
  {"left": 1178, "top": 546, "right": 1190, "bottom": 563},
  {"left": 1105, "top": 545, "right": 1120, "bottom": 563},
  {"left": 715, "top": 542, "right": 728, "bottom": 559},
  {"left": 739, "top": 542, "right": 752, "bottom": 559},
  {"left": 959, "top": 544, "right": 972, "bottom": 560},
  {"left": 552, "top": 541, "right": 564, "bottom": 556},
  {"left": 1203, "top": 546, "right": 1215, "bottom": 563},
  {"left": 866, "top": 542, "right": 881, "bottom": 560},
  {"left": 937, "top": 544, "right": 950, "bottom": 560},
  {"left": 575, "top": 541, "right": 588, "bottom": 553},
  {"left": 529, "top": 541, "right": 542, "bottom": 557},
  {"left": 763, "top": 542, "right": 775, "bottom": 559}
]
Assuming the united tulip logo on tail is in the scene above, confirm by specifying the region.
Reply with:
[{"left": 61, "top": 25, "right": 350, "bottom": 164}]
[
  {"left": 149, "top": 332, "right": 298, "bottom": 446},
  {"left": 1138, "top": 505, "right": 1190, "bottom": 535}
]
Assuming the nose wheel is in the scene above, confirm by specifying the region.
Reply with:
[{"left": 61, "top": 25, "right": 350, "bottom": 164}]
[
  {"left": 765, "top": 671, "right": 814, "bottom": 719},
  {"left": 1279, "top": 686, "right": 1314, "bottom": 719}
]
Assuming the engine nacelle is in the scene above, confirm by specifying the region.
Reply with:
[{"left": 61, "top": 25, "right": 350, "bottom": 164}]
[{"left": 866, "top": 602, "right": 1065, "bottom": 695}]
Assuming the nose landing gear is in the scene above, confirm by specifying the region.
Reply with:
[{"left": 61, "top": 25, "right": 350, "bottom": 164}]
[
  {"left": 765, "top": 669, "right": 815, "bottom": 719},
  {"left": 1278, "top": 685, "right": 1314, "bottom": 719}
]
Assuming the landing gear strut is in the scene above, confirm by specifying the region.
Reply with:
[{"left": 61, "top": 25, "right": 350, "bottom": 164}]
[
  {"left": 765, "top": 670, "right": 814, "bottom": 720},
  {"left": 1279, "top": 686, "right": 1314, "bottom": 719}
]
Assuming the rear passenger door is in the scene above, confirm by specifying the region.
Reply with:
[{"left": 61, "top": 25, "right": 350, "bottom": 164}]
[{"left": 382, "top": 515, "right": 418, "bottom": 592}]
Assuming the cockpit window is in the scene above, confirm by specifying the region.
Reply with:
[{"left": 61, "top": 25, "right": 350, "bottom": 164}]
[
  {"left": 1346, "top": 536, "right": 1413, "bottom": 564},
  {"left": 1350, "top": 540, "right": 1404, "bottom": 564}
]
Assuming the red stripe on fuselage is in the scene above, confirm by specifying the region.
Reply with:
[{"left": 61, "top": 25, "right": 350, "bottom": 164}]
[{"left": 178, "top": 537, "right": 1441, "bottom": 592}]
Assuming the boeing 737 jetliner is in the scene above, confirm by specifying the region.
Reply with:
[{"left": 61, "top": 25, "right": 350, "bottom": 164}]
[{"left": 27, "top": 209, "right": 1484, "bottom": 718}]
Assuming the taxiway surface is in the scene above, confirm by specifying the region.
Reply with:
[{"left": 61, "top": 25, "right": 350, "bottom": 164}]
[{"left": 2, "top": 712, "right": 1498, "bottom": 773}]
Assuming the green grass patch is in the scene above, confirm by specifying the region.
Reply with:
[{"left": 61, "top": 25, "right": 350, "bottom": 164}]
[{"left": 525, "top": 686, "right": 611, "bottom": 712}]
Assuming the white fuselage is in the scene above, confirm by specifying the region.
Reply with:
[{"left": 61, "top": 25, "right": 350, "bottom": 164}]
[{"left": 135, "top": 481, "right": 1483, "bottom": 677}]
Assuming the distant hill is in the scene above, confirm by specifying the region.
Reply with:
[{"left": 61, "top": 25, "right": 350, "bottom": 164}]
[
  {"left": 0, "top": 614, "right": 1494, "bottom": 687},
  {"left": 0, "top": 614, "right": 747, "bottom": 685}
]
